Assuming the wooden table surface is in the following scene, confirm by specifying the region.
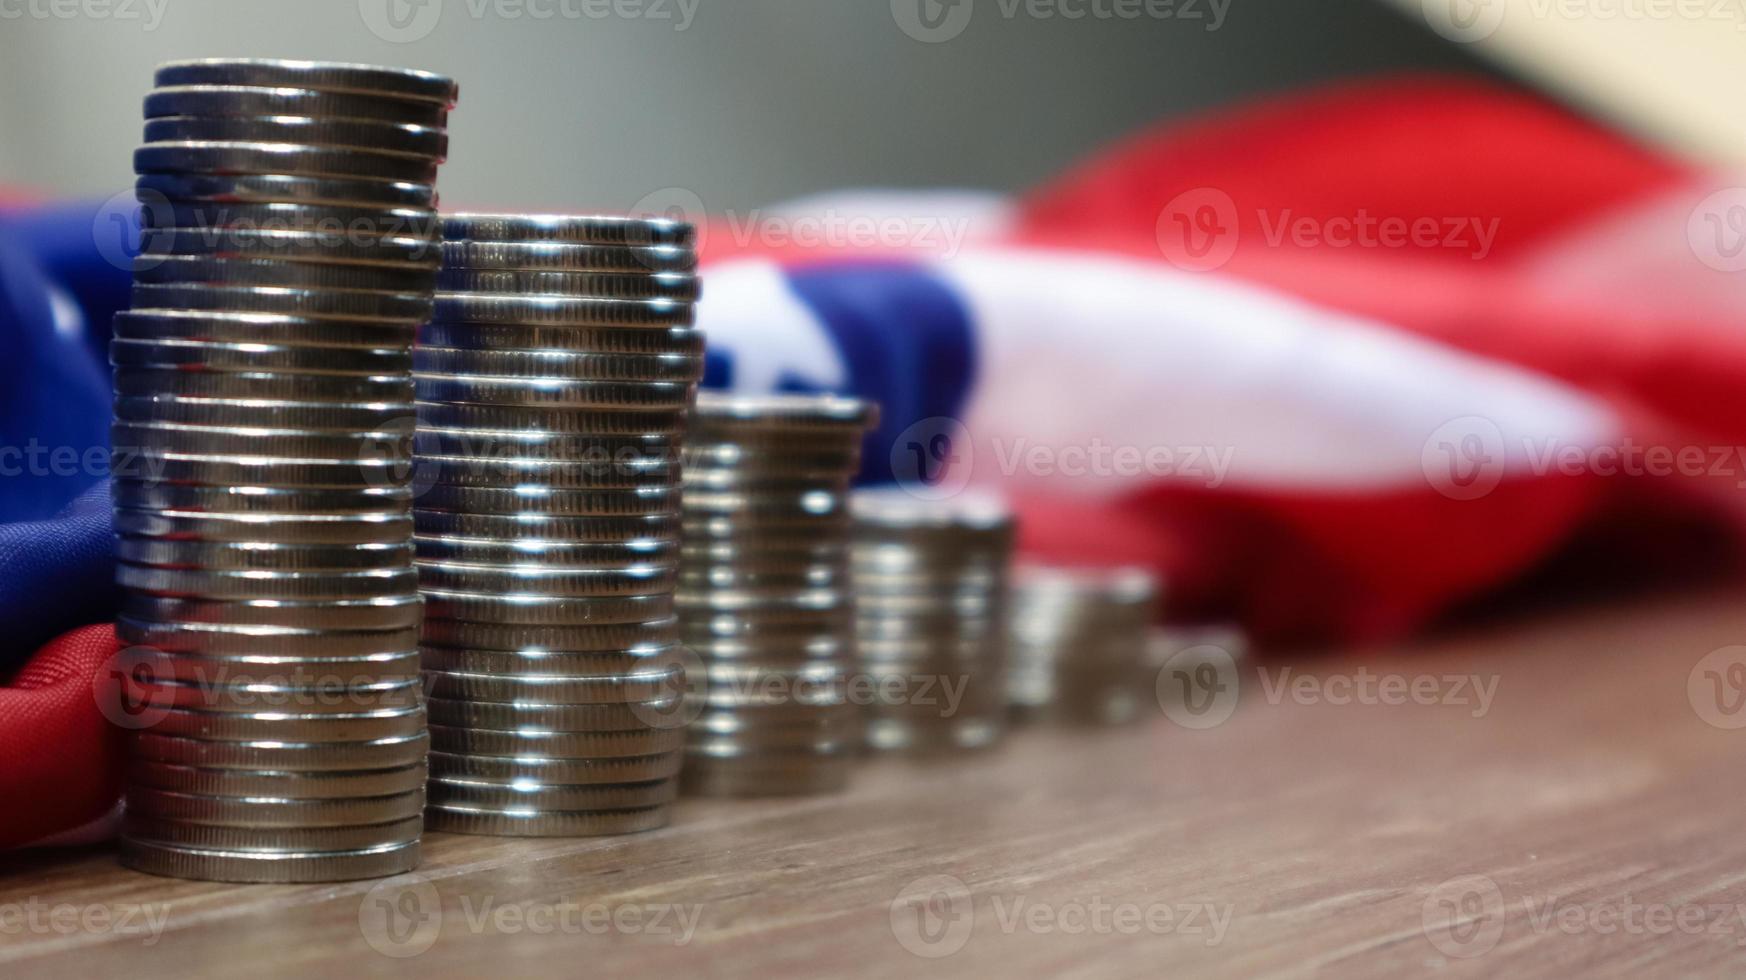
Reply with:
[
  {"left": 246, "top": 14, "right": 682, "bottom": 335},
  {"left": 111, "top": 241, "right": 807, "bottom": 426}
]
[{"left": 5, "top": 590, "right": 1746, "bottom": 978}]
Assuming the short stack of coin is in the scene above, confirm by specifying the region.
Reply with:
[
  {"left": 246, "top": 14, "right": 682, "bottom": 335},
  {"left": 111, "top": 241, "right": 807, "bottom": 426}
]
[
  {"left": 112, "top": 59, "right": 456, "bottom": 882},
  {"left": 851, "top": 489, "right": 1015, "bottom": 754},
  {"left": 1006, "top": 566, "right": 1160, "bottom": 725},
  {"left": 679, "top": 393, "right": 880, "bottom": 796},
  {"left": 415, "top": 214, "right": 703, "bottom": 837}
]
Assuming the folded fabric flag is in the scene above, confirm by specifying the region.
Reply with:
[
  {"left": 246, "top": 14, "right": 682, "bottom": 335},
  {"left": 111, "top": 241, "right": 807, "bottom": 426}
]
[{"left": 5, "top": 73, "right": 1740, "bottom": 845}]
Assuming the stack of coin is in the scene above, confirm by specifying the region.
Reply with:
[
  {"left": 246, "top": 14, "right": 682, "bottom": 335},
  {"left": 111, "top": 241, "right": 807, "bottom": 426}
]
[
  {"left": 679, "top": 393, "right": 880, "bottom": 796},
  {"left": 113, "top": 59, "right": 456, "bottom": 882},
  {"left": 415, "top": 214, "right": 703, "bottom": 837},
  {"left": 851, "top": 489, "right": 1015, "bottom": 754},
  {"left": 1006, "top": 566, "right": 1160, "bottom": 725}
]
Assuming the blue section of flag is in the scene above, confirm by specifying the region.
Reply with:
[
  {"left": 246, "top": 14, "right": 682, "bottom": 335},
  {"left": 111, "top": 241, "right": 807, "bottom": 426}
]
[
  {"left": 0, "top": 201, "right": 129, "bottom": 523},
  {"left": 763, "top": 260, "right": 978, "bottom": 484}
]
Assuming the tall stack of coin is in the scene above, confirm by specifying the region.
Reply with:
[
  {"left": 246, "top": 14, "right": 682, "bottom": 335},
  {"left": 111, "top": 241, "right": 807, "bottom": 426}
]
[
  {"left": 1006, "top": 566, "right": 1160, "bottom": 725},
  {"left": 851, "top": 489, "right": 1015, "bottom": 754},
  {"left": 415, "top": 214, "right": 703, "bottom": 837},
  {"left": 112, "top": 59, "right": 456, "bottom": 882},
  {"left": 679, "top": 393, "right": 880, "bottom": 796}
]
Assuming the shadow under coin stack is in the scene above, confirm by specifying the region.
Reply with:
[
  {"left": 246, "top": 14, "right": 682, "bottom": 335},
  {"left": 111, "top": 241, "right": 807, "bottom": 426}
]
[
  {"left": 679, "top": 393, "right": 880, "bottom": 796},
  {"left": 112, "top": 59, "right": 456, "bottom": 882},
  {"left": 1006, "top": 567, "right": 1160, "bottom": 726},
  {"left": 415, "top": 214, "right": 703, "bottom": 837},
  {"left": 851, "top": 489, "right": 1015, "bottom": 754}
]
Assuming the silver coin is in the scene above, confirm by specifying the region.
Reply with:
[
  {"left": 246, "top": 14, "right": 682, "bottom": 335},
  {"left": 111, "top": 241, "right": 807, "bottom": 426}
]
[
  {"left": 418, "top": 643, "right": 680, "bottom": 677},
  {"left": 114, "top": 365, "right": 412, "bottom": 402},
  {"left": 119, "top": 838, "right": 421, "bottom": 883},
  {"left": 132, "top": 254, "right": 438, "bottom": 294},
  {"left": 140, "top": 703, "right": 428, "bottom": 743},
  {"left": 413, "top": 534, "right": 676, "bottom": 568},
  {"left": 419, "top": 321, "right": 705, "bottom": 357},
  {"left": 677, "top": 565, "right": 848, "bottom": 592},
  {"left": 416, "top": 617, "right": 679, "bottom": 654},
  {"left": 424, "top": 665, "right": 683, "bottom": 705},
  {"left": 113, "top": 395, "right": 411, "bottom": 432},
  {"left": 153, "top": 58, "right": 458, "bottom": 104},
  {"left": 423, "top": 804, "right": 668, "bottom": 838},
  {"left": 113, "top": 420, "right": 411, "bottom": 459},
  {"left": 691, "top": 391, "right": 880, "bottom": 430},
  {"left": 443, "top": 212, "right": 691, "bottom": 247},
  {"left": 127, "top": 783, "right": 425, "bottom": 826},
  {"left": 413, "top": 484, "right": 679, "bottom": 518},
  {"left": 138, "top": 225, "right": 440, "bottom": 267},
  {"left": 440, "top": 239, "right": 695, "bottom": 274},
  {"left": 144, "top": 84, "right": 449, "bottom": 127},
  {"left": 117, "top": 536, "right": 411, "bottom": 571},
  {"left": 137, "top": 171, "right": 437, "bottom": 211},
  {"left": 120, "top": 563, "right": 417, "bottom": 602},
  {"left": 415, "top": 427, "right": 678, "bottom": 460},
  {"left": 428, "top": 750, "right": 681, "bottom": 785},
  {"left": 425, "top": 697, "right": 678, "bottom": 733},
  {"left": 414, "top": 347, "right": 699, "bottom": 382},
  {"left": 421, "top": 590, "right": 670, "bottom": 626},
  {"left": 115, "top": 481, "right": 410, "bottom": 517},
  {"left": 433, "top": 293, "right": 694, "bottom": 328},
  {"left": 415, "top": 401, "right": 690, "bottom": 436},
  {"left": 129, "top": 760, "right": 427, "bottom": 798},
  {"left": 122, "top": 592, "right": 421, "bottom": 632},
  {"left": 114, "top": 311, "right": 419, "bottom": 351},
  {"left": 131, "top": 674, "right": 422, "bottom": 714},
  {"left": 110, "top": 457, "right": 409, "bottom": 496},
  {"left": 417, "top": 561, "right": 674, "bottom": 599},
  {"left": 413, "top": 509, "right": 679, "bottom": 542},
  {"left": 428, "top": 777, "right": 675, "bottom": 811},
  {"left": 136, "top": 142, "right": 439, "bottom": 185},
  {"left": 123, "top": 814, "right": 424, "bottom": 853},
  {"left": 133, "top": 650, "right": 421, "bottom": 687},
  {"left": 118, "top": 614, "right": 418, "bottom": 656},
  {"left": 436, "top": 268, "right": 700, "bottom": 301},
  {"left": 111, "top": 338, "right": 412, "bottom": 375},
  {"left": 414, "top": 374, "right": 689, "bottom": 410},
  {"left": 413, "top": 455, "right": 679, "bottom": 492},
  {"left": 131, "top": 731, "right": 428, "bottom": 770},
  {"left": 130, "top": 281, "right": 434, "bottom": 323},
  {"left": 429, "top": 724, "right": 685, "bottom": 758},
  {"left": 138, "top": 202, "right": 440, "bottom": 251},
  {"left": 143, "top": 116, "right": 448, "bottom": 161}
]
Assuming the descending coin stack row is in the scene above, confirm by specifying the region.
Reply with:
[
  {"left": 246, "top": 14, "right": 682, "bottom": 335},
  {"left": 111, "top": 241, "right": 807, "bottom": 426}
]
[
  {"left": 1006, "top": 566, "right": 1161, "bottom": 726},
  {"left": 678, "top": 394, "right": 880, "bottom": 796},
  {"left": 851, "top": 489, "right": 1015, "bottom": 754},
  {"left": 113, "top": 59, "right": 457, "bottom": 882},
  {"left": 415, "top": 214, "right": 704, "bottom": 837}
]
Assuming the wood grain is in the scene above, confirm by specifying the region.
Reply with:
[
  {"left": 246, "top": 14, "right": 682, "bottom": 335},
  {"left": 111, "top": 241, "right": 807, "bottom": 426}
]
[{"left": 5, "top": 591, "right": 1746, "bottom": 978}]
